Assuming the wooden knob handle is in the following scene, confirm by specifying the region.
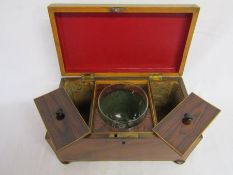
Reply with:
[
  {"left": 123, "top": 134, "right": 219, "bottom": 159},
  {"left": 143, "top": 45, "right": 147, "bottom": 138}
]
[
  {"left": 182, "top": 113, "right": 193, "bottom": 125},
  {"left": 56, "top": 108, "right": 65, "bottom": 120}
]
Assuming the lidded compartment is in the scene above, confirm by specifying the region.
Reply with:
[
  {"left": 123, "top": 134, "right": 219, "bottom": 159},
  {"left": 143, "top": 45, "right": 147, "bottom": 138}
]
[
  {"left": 152, "top": 93, "right": 220, "bottom": 155},
  {"left": 34, "top": 4, "right": 220, "bottom": 159},
  {"left": 60, "top": 78, "right": 95, "bottom": 125},
  {"left": 149, "top": 78, "right": 187, "bottom": 122},
  {"left": 34, "top": 88, "right": 91, "bottom": 151}
]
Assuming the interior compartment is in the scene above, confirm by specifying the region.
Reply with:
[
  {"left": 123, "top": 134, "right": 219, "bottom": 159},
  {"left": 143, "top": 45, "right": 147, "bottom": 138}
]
[
  {"left": 150, "top": 79, "right": 186, "bottom": 122},
  {"left": 60, "top": 77, "right": 187, "bottom": 135},
  {"left": 60, "top": 78, "right": 94, "bottom": 125},
  {"left": 91, "top": 80, "right": 155, "bottom": 134}
]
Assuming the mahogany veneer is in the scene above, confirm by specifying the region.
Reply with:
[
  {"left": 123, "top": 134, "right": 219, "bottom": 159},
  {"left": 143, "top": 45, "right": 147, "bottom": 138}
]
[{"left": 34, "top": 4, "right": 220, "bottom": 164}]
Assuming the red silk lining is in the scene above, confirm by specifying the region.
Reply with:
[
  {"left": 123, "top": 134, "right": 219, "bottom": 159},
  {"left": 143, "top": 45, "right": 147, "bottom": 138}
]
[{"left": 55, "top": 13, "right": 192, "bottom": 73}]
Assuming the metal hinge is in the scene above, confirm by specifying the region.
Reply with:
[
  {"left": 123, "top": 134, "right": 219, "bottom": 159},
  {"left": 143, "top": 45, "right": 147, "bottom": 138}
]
[
  {"left": 73, "top": 73, "right": 95, "bottom": 90},
  {"left": 149, "top": 73, "right": 162, "bottom": 81},
  {"left": 80, "top": 73, "right": 95, "bottom": 81}
]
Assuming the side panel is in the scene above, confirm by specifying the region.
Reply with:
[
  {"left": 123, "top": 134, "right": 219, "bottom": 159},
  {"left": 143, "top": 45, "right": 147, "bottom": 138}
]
[{"left": 56, "top": 137, "right": 179, "bottom": 161}]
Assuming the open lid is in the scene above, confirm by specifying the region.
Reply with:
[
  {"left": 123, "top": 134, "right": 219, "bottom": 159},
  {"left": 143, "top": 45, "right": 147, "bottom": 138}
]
[
  {"left": 48, "top": 4, "right": 199, "bottom": 76},
  {"left": 152, "top": 93, "right": 220, "bottom": 156},
  {"left": 34, "top": 88, "right": 90, "bottom": 151}
]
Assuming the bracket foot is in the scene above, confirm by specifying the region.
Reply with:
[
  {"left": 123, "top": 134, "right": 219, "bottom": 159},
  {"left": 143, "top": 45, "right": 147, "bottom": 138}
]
[{"left": 174, "top": 160, "right": 185, "bottom": 164}]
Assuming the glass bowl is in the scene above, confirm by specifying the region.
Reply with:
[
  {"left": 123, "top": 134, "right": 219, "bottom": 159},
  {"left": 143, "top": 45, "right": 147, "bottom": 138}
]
[{"left": 98, "top": 84, "right": 148, "bottom": 128}]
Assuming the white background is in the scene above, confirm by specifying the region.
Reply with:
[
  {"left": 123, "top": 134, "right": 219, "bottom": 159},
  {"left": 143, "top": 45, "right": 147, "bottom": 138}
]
[{"left": 0, "top": 0, "right": 233, "bottom": 174}]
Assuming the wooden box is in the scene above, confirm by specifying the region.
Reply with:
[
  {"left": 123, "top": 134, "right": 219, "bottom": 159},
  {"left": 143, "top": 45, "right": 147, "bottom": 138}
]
[{"left": 34, "top": 4, "right": 220, "bottom": 164}]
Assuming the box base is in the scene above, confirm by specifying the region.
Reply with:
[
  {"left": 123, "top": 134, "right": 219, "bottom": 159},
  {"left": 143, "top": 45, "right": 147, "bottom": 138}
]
[{"left": 45, "top": 132, "right": 203, "bottom": 163}]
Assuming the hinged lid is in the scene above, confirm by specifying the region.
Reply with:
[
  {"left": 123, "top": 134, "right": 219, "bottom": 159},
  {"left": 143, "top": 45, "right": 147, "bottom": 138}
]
[
  {"left": 48, "top": 4, "right": 199, "bottom": 77},
  {"left": 34, "top": 88, "right": 91, "bottom": 151},
  {"left": 152, "top": 93, "right": 220, "bottom": 155}
]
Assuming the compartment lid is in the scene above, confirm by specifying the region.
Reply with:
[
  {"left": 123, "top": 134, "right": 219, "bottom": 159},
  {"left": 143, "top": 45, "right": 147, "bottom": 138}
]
[
  {"left": 152, "top": 93, "right": 220, "bottom": 155},
  {"left": 48, "top": 4, "right": 199, "bottom": 76},
  {"left": 34, "top": 88, "right": 91, "bottom": 151}
]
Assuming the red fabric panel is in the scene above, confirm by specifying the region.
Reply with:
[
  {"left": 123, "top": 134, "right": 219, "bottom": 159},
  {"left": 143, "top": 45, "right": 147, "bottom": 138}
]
[{"left": 55, "top": 13, "right": 192, "bottom": 73}]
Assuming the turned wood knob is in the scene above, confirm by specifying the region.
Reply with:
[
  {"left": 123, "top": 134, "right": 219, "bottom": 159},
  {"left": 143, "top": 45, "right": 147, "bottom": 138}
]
[
  {"left": 56, "top": 108, "right": 65, "bottom": 120},
  {"left": 182, "top": 113, "right": 193, "bottom": 125}
]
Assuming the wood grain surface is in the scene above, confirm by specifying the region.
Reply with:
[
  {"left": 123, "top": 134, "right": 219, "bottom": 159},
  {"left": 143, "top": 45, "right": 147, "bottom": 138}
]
[
  {"left": 34, "top": 88, "right": 91, "bottom": 151},
  {"left": 153, "top": 93, "right": 220, "bottom": 155},
  {"left": 57, "top": 137, "right": 179, "bottom": 161}
]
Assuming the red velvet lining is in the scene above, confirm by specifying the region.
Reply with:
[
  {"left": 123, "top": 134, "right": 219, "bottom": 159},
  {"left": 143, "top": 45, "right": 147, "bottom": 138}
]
[{"left": 54, "top": 13, "right": 192, "bottom": 73}]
